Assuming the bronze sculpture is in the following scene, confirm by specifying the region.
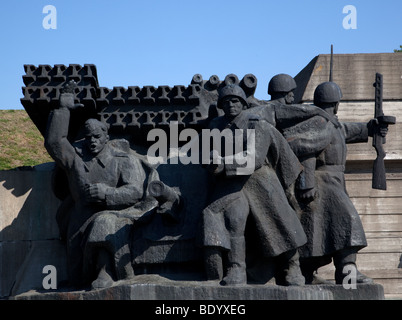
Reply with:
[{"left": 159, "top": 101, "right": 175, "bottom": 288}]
[
  {"left": 282, "top": 81, "right": 390, "bottom": 284},
  {"left": 18, "top": 64, "right": 394, "bottom": 294},
  {"left": 200, "top": 84, "right": 306, "bottom": 286},
  {"left": 44, "top": 81, "right": 178, "bottom": 289}
]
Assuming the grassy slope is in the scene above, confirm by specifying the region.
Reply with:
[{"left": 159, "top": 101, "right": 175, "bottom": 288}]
[{"left": 0, "top": 110, "right": 53, "bottom": 170}]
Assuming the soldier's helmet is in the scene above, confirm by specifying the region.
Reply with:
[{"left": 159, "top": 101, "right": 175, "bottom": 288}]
[
  {"left": 268, "top": 73, "right": 297, "bottom": 95},
  {"left": 313, "top": 82, "right": 343, "bottom": 106},
  {"left": 217, "top": 84, "right": 249, "bottom": 109}
]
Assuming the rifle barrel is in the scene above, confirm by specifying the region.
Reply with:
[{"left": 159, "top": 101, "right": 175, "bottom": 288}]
[{"left": 329, "top": 45, "right": 333, "bottom": 82}]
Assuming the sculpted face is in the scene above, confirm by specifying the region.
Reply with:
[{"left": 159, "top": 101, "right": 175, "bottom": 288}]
[
  {"left": 285, "top": 91, "right": 295, "bottom": 104},
  {"left": 84, "top": 120, "right": 109, "bottom": 155},
  {"left": 221, "top": 96, "right": 244, "bottom": 119}
]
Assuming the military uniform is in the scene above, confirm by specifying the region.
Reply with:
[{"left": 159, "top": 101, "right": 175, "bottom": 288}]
[
  {"left": 45, "top": 107, "right": 158, "bottom": 286},
  {"left": 201, "top": 85, "right": 307, "bottom": 285}
]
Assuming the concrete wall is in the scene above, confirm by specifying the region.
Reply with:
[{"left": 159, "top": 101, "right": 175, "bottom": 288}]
[
  {"left": 0, "top": 163, "right": 67, "bottom": 297},
  {"left": 319, "top": 168, "right": 402, "bottom": 299},
  {"left": 294, "top": 53, "right": 402, "bottom": 102}
]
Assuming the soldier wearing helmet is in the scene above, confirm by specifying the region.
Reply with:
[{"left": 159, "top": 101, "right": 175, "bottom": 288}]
[
  {"left": 201, "top": 84, "right": 307, "bottom": 287},
  {"left": 268, "top": 73, "right": 297, "bottom": 105},
  {"left": 313, "top": 81, "right": 343, "bottom": 114},
  {"left": 239, "top": 73, "right": 300, "bottom": 127},
  {"left": 217, "top": 84, "right": 249, "bottom": 120},
  {"left": 282, "top": 81, "right": 389, "bottom": 285}
]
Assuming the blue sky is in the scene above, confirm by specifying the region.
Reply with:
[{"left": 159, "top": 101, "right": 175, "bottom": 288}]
[{"left": 1, "top": 0, "right": 401, "bottom": 109}]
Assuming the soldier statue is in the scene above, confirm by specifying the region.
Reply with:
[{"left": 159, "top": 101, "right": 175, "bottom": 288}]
[
  {"left": 200, "top": 84, "right": 307, "bottom": 286},
  {"left": 45, "top": 81, "right": 166, "bottom": 289},
  {"left": 268, "top": 73, "right": 297, "bottom": 105},
  {"left": 282, "top": 81, "right": 389, "bottom": 284}
]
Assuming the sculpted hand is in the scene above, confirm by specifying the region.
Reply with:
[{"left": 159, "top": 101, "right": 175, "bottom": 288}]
[
  {"left": 379, "top": 124, "right": 389, "bottom": 137},
  {"left": 59, "top": 92, "right": 84, "bottom": 110},
  {"left": 85, "top": 183, "right": 108, "bottom": 203},
  {"left": 367, "top": 118, "right": 389, "bottom": 138}
]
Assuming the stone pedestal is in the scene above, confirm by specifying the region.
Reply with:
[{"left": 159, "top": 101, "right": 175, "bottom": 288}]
[{"left": 10, "top": 274, "right": 385, "bottom": 300}]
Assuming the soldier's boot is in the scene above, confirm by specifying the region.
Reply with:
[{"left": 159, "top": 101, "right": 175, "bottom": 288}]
[
  {"left": 91, "top": 249, "right": 115, "bottom": 289},
  {"left": 301, "top": 264, "right": 320, "bottom": 285},
  {"left": 221, "top": 236, "right": 247, "bottom": 286},
  {"left": 204, "top": 247, "right": 224, "bottom": 281},
  {"left": 333, "top": 249, "right": 373, "bottom": 285},
  {"left": 115, "top": 243, "right": 135, "bottom": 281},
  {"left": 301, "top": 257, "right": 333, "bottom": 285},
  {"left": 303, "top": 270, "right": 333, "bottom": 285},
  {"left": 277, "top": 249, "right": 305, "bottom": 286}
]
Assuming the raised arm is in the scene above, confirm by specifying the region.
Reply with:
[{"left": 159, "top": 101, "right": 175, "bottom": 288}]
[
  {"left": 342, "top": 122, "right": 369, "bottom": 144},
  {"left": 44, "top": 81, "right": 84, "bottom": 169}
]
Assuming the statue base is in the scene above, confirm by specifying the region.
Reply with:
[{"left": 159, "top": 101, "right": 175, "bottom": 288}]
[{"left": 10, "top": 274, "right": 384, "bottom": 300}]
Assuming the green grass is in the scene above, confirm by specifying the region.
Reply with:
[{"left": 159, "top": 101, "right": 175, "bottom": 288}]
[{"left": 0, "top": 110, "right": 53, "bottom": 170}]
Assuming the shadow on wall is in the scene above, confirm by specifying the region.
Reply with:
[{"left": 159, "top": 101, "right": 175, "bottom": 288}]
[
  {"left": 0, "top": 160, "right": 210, "bottom": 297},
  {"left": 0, "top": 162, "right": 67, "bottom": 297}
]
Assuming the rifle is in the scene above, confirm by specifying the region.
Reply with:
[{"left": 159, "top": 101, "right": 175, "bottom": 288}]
[
  {"left": 372, "top": 73, "right": 396, "bottom": 190},
  {"left": 329, "top": 44, "right": 333, "bottom": 82}
]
